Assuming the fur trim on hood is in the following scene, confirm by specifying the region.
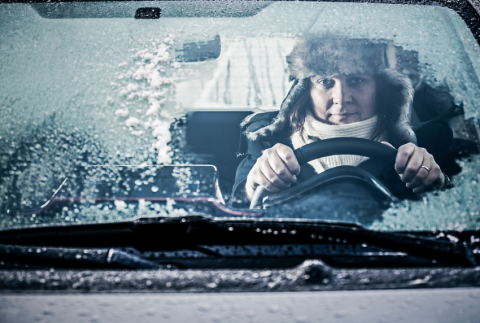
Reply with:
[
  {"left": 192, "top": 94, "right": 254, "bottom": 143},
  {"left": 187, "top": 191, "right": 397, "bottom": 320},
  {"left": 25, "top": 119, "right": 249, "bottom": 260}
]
[{"left": 245, "top": 36, "right": 417, "bottom": 145}]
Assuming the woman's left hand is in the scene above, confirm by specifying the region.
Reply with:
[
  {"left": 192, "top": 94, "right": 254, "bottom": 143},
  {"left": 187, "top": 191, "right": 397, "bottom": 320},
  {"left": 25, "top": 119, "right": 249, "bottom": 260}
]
[{"left": 382, "top": 142, "right": 445, "bottom": 193}]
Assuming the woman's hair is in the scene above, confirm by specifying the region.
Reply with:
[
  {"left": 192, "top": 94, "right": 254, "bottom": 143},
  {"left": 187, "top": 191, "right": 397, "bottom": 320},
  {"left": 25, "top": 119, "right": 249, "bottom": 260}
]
[
  {"left": 289, "top": 81, "right": 312, "bottom": 133},
  {"left": 289, "top": 74, "right": 404, "bottom": 140}
]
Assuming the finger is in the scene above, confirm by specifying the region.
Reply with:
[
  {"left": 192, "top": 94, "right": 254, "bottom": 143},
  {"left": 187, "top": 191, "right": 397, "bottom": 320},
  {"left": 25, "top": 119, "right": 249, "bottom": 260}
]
[
  {"left": 412, "top": 166, "right": 442, "bottom": 193},
  {"left": 406, "top": 154, "right": 434, "bottom": 189},
  {"left": 400, "top": 147, "right": 425, "bottom": 183},
  {"left": 395, "top": 143, "right": 416, "bottom": 175},
  {"left": 381, "top": 141, "right": 395, "bottom": 148},
  {"left": 275, "top": 144, "right": 301, "bottom": 176},
  {"left": 258, "top": 158, "right": 291, "bottom": 190},
  {"left": 405, "top": 167, "right": 429, "bottom": 189},
  {"left": 266, "top": 149, "right": 297, "bottom": 184},
  {"left": 250, "top": 166, "right": 283, "bottom": 193},
  {"left": 433, "top": 170, "right": 446, "bottom": 188}
]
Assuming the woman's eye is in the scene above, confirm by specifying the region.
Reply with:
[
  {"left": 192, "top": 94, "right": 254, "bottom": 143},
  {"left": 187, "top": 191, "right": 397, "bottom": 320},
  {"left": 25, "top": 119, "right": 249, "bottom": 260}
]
[
  {"left": 349, "top": 77, "right": 365, "bottom": 85},
  {"left": 318, "top": 79, "right": 335, "bottom": 88}
]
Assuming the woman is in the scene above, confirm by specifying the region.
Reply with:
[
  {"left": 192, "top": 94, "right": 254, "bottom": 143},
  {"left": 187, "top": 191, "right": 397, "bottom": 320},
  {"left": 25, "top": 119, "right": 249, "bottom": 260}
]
[{"left": 231, "top": 37, "right": 449, "bottom": 204}]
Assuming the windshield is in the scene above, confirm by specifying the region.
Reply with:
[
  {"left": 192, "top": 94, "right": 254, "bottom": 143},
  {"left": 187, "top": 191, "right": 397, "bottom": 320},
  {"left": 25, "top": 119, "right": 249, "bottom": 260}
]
[{"left": 1, "top": 1, "right": 480, "bottom": 232}]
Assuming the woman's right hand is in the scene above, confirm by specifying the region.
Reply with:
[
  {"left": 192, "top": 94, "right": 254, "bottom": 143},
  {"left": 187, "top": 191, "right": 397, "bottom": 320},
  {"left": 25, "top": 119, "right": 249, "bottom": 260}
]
[{"left": 245, "top": 143, "right": 301, "bottom": 201}]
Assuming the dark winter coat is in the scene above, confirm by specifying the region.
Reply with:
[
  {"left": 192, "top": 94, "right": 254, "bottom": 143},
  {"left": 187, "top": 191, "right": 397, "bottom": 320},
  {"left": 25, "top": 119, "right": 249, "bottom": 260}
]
[{"left": 229, "top": 111, "right": 454, "bottom": 207}]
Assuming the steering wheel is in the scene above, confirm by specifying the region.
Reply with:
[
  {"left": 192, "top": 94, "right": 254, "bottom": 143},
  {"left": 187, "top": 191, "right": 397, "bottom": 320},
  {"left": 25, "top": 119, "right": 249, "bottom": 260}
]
[{"left": 249, "top": 137, "right": 398, "bottom": 209}]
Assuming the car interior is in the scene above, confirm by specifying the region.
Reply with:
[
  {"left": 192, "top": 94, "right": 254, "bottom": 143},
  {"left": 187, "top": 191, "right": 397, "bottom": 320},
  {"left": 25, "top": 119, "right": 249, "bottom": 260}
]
[{"left": 170, "top": 80, "right": 477, "bottom": 205}]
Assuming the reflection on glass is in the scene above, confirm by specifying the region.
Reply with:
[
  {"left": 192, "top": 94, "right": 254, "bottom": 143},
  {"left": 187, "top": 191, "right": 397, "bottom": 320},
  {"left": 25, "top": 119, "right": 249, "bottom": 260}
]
[{"left": 0, "top": 1, "right": 479, "bottom": 232}]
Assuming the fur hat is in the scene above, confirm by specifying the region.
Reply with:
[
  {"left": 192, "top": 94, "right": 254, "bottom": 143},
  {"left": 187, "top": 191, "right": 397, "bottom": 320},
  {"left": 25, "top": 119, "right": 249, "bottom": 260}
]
[{"left": 244, "top": 36, "right": 416, "bottom": 145}]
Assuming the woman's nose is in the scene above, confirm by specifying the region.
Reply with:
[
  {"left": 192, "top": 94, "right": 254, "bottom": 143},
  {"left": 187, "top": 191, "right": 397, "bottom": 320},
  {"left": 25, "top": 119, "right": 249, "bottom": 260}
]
[{"left": 332, "top": 81, "right": 352, "bottom": 105}]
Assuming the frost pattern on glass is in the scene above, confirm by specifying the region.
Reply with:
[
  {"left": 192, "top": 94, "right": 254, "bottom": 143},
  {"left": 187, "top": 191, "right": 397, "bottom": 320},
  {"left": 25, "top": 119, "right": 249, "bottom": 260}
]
[
  {"left": 113, "top": 36, "right": 177, "bottom": 164},
  {"left": 370, "top": 155, "right": 480, "bottom": 232},
  {"left": 1, "top": 1, "right": 480, "bottom": 231},
  {"left": 172, "top": 167, "right": 193, "bottom": 196},
  {"left": 306, "top": 3, "right": 480, "bottom": 121}
]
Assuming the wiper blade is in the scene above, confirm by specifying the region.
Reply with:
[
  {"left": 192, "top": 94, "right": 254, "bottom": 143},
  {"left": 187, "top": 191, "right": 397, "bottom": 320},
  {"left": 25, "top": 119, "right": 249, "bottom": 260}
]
[
  {"left": 0, "top": 216, "right": 477, "bottom": 267},
  {"left": 212, "top": 218, "right": 478, "bottom": 267},
  {"left": 0, "top": 245, "right": 164, "bottom": 269},
  {"left": 240, "top": 219, "right": 478, "bottom": 267},
  {"left": 359, "top": 231, "right": 477, "bottom": 267}
]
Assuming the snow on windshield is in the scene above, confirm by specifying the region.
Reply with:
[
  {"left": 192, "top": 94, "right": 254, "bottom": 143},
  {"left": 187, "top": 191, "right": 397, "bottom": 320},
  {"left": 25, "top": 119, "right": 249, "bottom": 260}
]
[
  {"left": 0, "top": 1, "right": 479, "bottom": 231},
  {"left": 114, "top": 36, "right": 176, "bottom": 164}
]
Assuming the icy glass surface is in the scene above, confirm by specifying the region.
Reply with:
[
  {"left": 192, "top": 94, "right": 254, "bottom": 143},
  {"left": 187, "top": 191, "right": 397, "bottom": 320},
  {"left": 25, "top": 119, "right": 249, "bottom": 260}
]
[
  {"left": 370, "top": 158, "right": 480, "bottom": 232},
  {"left": 0, "top": 1, "right": 479, "bottom": 231}
]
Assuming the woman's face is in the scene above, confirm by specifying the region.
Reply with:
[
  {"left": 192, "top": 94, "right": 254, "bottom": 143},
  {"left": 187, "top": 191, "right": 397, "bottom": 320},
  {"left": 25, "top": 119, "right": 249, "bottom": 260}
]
[{"left": 309, "top": 74, "right": 377, "bottom": 125}]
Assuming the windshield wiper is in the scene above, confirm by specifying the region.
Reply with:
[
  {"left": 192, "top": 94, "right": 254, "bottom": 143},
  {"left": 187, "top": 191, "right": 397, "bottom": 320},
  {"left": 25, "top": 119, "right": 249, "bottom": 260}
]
[
  {"left": 0, "top": 216, "right": 477, "bottom": 267},
  {"left": 0, "top": 245, "right": 164, "bottom": 270}
]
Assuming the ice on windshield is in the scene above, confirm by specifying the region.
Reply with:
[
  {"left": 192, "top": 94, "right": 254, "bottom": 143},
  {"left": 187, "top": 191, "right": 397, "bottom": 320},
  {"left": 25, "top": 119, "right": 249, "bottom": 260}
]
[{"left": 0, "top": 1, "right": 479, "bottom": 231}]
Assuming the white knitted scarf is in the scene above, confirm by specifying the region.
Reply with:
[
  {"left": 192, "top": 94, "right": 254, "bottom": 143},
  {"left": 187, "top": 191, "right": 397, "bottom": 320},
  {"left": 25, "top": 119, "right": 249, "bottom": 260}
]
[{"left": 291, "top": 110, "right": 386, "bottom": 174}]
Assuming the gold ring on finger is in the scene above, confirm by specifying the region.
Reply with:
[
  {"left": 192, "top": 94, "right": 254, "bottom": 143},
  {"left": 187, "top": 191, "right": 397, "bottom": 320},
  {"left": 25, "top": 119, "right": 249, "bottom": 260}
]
[{"left": 421, "top": 165, "right": 430, "bottom": 172}]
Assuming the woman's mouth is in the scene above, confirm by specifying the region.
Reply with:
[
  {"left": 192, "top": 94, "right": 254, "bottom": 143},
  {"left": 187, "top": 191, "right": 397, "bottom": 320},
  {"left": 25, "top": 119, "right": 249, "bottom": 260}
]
[
  {"left": 331, "top": 113, "right": 354, "bottom": 118},
  {"left": 328, "top": 112, "right": 360, "bottom": 124}
]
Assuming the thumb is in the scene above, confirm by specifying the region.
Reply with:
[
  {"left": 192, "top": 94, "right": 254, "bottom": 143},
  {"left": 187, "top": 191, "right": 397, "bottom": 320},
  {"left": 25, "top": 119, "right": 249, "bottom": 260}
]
[{"left": 381, "top": 141, "right": 395, "bottom": 148}]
